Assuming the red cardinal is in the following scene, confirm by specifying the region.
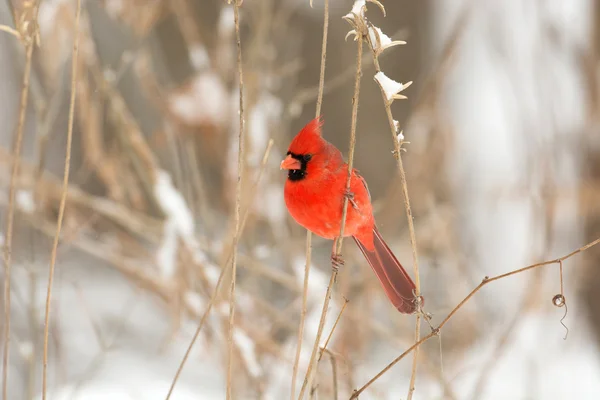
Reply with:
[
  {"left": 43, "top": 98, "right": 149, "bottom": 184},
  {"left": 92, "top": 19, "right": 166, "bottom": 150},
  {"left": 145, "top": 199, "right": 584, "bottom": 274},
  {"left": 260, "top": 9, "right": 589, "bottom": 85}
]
[{"left": 280, "top": 118, "right": 421, "bottom": 314}]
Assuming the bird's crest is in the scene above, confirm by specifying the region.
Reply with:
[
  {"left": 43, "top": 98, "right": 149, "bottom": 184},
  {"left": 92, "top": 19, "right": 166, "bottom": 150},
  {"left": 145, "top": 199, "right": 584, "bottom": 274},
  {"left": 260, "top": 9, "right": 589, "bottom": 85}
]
[{"left": 288, "top": 117, "right": 325, "bottom": 155}]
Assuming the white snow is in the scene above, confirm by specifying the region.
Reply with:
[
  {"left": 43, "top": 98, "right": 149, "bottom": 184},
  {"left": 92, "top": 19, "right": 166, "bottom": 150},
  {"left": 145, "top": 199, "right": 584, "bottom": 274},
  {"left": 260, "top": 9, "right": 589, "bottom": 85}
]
[
  {"left": 189, "top": 45, "right": 210, "bottom": 70},
  {"left": 368, "top": 26, "right": 391, "bottom": 49},
  {"left": 374, "top": 71, "right": 411, "bottom": 101},
  {"left": 397, "top": 131, "right": 404, "bottom": 143},
  {"left": 345, "top": 0, "right": 366, "bottom": 20},
  {"left": 153, "top": 169, "right": 195, "bottom": 277},
  {"left": 233, "top": 328, "right": 262, "bottom": 378},
  {"left": 17, "top": 341, "right": 33, "bottom": 360},
  {"left": 247, "top": 93, "right": 280, "bottom": 167},
  {"left": 168, "top": 72, "right": 228, "bottom": 126},
  {"left": 204, "top": 264, "right": 221, "bottom": 287},
  {"left": 38, "top": 0, "right": 69, "bottom": 35},
  {"left": 454, "top": 309, "right": 600, "bottom": 399},
  {"left": 105, "top": 0, "right": 124, "bottom": 18},
  {"left": 255, "top": 183, "right": 286, "bottom": 226},
  {"left": 218, "top": 7, "right": 235, "bottom": 35},
  {"left": 292, "top": 256, "right": 327, "bottom": 294},
  {"left": 154, "top": 169, "right": 219, "bottom": 282},
  {"left": 254, "top": 244, "right": 271, "bottom": 259},
  {"left": 16, "top": 189, "right": 35, "bottom": 213},
  {"left": 184, "top": 291, "right": 206, "bottom": 315}
]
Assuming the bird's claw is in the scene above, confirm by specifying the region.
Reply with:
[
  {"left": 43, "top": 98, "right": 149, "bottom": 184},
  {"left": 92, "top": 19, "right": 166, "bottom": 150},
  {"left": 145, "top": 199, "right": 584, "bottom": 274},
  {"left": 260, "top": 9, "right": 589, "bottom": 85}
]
[
  {"left": 344, "top": 190, "right": 359, "bottom": 210},
  {"left": 331, "top": 254, "right": 345, "bottom": 272}
]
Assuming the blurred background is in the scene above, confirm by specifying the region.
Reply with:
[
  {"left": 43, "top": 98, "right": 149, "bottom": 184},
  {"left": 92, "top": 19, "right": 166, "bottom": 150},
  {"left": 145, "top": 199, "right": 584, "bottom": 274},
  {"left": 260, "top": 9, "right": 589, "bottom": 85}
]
[{"left": 1, "top": 0, "right": 600, "bottom": 399}]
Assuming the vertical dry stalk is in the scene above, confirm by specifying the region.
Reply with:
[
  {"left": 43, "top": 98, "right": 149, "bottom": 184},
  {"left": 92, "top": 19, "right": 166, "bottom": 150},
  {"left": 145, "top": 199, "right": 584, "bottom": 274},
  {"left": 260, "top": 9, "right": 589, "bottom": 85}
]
[
  {"left": 298, "top": 31, "right": 363, "bottom": 400},
  {"left": 165, "top": 140, "right": 273, "bottom": 400},
  {"left": 226, "top": 1, "right": 245, "bottom": 398},
  {"left": 42, "top": 0, "right": 82, "bottom": 398},
  {"left": 2, "top": 30, "right": 34, "bottom": 400},
  {"left": 367, "top": 23, "right": 422, "bottom": 400},
  {"left": 328, "top": 350, "right": 338, "bottom": 400},
  {"left": 291, "top": 0, "right": 329, "bottom": 398}
]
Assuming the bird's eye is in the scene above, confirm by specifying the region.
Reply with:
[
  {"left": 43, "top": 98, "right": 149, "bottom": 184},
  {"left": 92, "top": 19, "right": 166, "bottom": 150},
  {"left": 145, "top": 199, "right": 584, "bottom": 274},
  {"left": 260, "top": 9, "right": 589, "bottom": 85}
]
[{"left": 303, "top": 154, "right": 312, "bottom": 161}]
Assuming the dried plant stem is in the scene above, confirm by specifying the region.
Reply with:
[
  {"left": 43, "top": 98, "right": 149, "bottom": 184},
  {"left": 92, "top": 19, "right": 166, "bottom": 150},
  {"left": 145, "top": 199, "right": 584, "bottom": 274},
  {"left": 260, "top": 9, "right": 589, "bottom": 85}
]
[
  {"left": 314, "top": 0, "right": 329, "bottom": 118},
  {"left": 325, "top": 349, "right": 338, "bottom": 400},
  {"left": 319, "top": 298, "right": 347, "bottom": 358},
  {"left": 42, "top": 1, "right": 82, "bottom": 398},
  {"left": 2, "top": 35, "right": 34, "bottom": 400},
  {"left": 310, "top": 298, "right": 349, "bottom": 397},
  {"left": 226, "top": 1, "right": 245, "bottom": 398},
  {"left": 291, "top": 0, "right": 329, "bottom": 398},
  {"left": 350, "top": 236, "right": 600, "bottom": 398},
  {"left": 0, "top": 25, "right": 20, "bottom": 39},
  {"left": 290, "top": 231, "right": 311, "bottom": 400},
  {"left": 165, "top": 139, "right": 273, "bottom": 400},
  {"left": 298, "top": 31, "right": 363, "bottom": 400},
  {"left": 369, "top": 37, "right": 422, "bottom": 400}
]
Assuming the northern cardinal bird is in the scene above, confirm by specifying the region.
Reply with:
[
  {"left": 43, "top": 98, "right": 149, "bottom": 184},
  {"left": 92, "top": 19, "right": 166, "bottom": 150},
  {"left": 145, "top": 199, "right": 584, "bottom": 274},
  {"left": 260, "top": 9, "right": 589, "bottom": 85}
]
[{"left": 280, "top": 118, "right": 421, "bottom": 314}]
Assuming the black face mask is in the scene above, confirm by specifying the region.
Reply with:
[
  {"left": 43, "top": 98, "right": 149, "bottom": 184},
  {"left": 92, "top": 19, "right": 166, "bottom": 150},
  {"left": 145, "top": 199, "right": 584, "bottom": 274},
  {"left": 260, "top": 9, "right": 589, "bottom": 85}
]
[{"left": 286, "top": 152, "right": 312, "bottom": 181}]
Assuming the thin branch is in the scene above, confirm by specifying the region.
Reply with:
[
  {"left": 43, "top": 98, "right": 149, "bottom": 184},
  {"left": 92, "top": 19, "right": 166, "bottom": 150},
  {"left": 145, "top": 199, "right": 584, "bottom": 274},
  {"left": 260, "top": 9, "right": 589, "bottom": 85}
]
[
  {"left": 314, "top": 0, "right": 329, "bottom": 118},
  {"left": 327, "top": 349, "right": 338, "bottom": 400},
  {"left": 0, "top": 24, "right": 20, "bottom": 39},
  {"left": 42, "top": 0, "right": 82, "bottom": 398},
  {"left": 291, "top": 230, "right": 312, "bottom": 400},
  {"left": 226, "top": 1, "right": 245, "bottom": 398},
  {"left": 350, "top": 236, "right": 600, "bottom": 398},
  {"left": 298, "top": 27, "right": 363, "bottom": 400},
  {"left": 319, "top": 298, "right": 348, "bottom": 361},
  {"left": 2, "top": 27, "right": 34, "bottom": 400},
  {"left": 165, "top": 140, "right": 273, "bottom": 400},
  {"left": 364, "top": 8, "right": 422, "bottom": 398},
  {"left": 291, "top": 0, "right": 329, "bottom": 398}
]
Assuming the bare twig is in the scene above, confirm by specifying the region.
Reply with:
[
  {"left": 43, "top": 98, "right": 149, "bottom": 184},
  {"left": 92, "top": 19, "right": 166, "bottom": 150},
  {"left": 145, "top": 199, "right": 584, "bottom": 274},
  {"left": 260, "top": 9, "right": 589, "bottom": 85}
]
[
  {"left": 0, "top": 24, "right": 20, "bottom": 39},
  {"left": 314, "top": 0, "right": 329, "bottom": 118},
  {"left": 327, "top": 349, "right": 339, "bottom": 400},
  {"left": 226, "top": 1, "right": 246, "bottom": 398},
  {"left": 350, "top": 236, "right": 600, "bottom": 398},
  {"left": 165, "top": 140, "right": 273, "bottom": 400},
  {"left": 298, "top": 24, "right": 363, "bottom": 400},
  {"left": 319, "top": 298, "right": 349, "bottom": 361},
  {"left": 2, "top": 24, "right": 34, "bottom": 400},
  {"left": 42, "top": 0, "right": 82, "bottom": 398},
  {"left": 291, "top": 0, "right": 329, "bottom": 398},
  {"left": 363, "top": 4, "right": 422, "bottom": 397},
  {"left": 291, "top": 229, "right": 312, "bottom": 400}
]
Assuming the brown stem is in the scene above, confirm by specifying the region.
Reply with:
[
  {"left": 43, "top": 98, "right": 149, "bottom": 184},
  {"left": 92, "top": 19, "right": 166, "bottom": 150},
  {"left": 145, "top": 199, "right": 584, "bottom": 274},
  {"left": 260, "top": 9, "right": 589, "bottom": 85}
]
[
  {"left": 291, "top": 0, "right": 329, "bottom": 398},
  {"left": 42, "top": 0, "right": 82, "bottom": 398},
  {"left": 298, "top": 28, "right": 363, "bottom": 400}
]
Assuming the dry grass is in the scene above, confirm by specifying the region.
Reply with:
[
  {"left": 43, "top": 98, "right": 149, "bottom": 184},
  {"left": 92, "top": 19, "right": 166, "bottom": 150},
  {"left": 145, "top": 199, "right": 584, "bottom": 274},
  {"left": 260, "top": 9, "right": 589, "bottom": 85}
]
[{"left": 0, "top": 1, "right": 599, "bottom": 399}]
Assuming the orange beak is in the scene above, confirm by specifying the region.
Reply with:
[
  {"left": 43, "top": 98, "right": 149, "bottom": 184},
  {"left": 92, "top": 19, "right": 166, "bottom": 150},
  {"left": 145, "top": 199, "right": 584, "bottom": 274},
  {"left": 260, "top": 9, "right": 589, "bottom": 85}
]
[{"left": 280, "top": 155, "right": 302, "bottom": 170}]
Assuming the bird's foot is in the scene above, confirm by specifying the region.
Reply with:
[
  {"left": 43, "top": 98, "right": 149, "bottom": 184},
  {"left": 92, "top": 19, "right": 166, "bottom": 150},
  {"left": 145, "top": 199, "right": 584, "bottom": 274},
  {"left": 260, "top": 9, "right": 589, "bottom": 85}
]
[
  {"left": 331, "top": 253, "right": 345, "bottom": 272},
  {"left": 344, "top": 190, "right": 359, "bottom": 210}
]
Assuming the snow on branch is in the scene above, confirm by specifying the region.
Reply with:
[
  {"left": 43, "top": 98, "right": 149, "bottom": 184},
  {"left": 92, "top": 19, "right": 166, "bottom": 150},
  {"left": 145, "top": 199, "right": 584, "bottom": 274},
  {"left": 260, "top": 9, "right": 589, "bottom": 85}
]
[{"left": 374, "top": 71, "right": 412, "bottom": 101}]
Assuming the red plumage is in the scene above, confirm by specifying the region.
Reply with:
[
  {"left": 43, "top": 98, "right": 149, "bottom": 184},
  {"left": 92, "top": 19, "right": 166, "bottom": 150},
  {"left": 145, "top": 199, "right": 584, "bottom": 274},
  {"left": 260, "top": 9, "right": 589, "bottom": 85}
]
[{"left": 281, "top": 118, "right": 420, "bottom": 314}]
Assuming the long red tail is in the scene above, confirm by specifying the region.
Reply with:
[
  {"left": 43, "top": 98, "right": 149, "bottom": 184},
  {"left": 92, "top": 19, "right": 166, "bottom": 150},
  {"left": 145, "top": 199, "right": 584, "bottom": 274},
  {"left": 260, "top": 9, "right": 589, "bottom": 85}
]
[{"left": 353, "top": 227, "right": 421, "bottom": 314}]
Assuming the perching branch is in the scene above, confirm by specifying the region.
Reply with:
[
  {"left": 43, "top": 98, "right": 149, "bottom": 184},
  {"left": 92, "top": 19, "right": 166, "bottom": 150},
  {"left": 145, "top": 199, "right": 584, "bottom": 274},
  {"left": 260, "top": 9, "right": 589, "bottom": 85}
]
[
  {"left": 350, "top": 236, "right": 600, "bottom": 398},
  {"left": 291, "top": 0, "right": 329, "bottom": 398},
  {"left": 297, "top": 12, "right": 364, "bottom": 400}
]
